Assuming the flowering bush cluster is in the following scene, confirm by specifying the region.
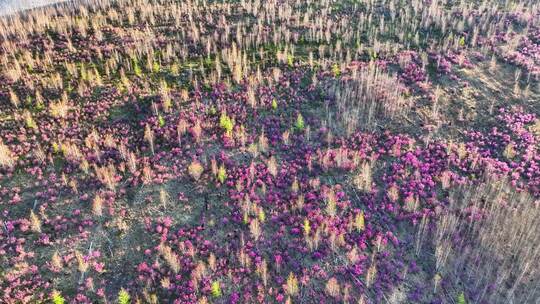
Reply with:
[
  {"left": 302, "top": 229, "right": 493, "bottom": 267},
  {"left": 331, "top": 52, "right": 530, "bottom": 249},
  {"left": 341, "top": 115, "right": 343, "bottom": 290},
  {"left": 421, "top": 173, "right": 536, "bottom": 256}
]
[{"left": 500, "top": 28, "right": 540, "bottom": 76}]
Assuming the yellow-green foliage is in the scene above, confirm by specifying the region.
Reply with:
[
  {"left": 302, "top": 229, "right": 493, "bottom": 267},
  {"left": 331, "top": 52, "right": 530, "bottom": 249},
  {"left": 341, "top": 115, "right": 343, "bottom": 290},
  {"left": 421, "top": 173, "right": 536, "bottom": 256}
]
[
  {"left": 219, "top": 112, "right": 234, "bottom": 136},
  {"left": 258, "top": 209, "right": 266, "bottom": 222},
  {"left": 158, "top": 115, "right": 166, "bottom": 127},
  {"left": 457, "top": 292, "right": 466, "bottom": 304},
  {"left": 153, "top": 61, "right": 160, "bottom": 73},
  {"left": 272, "top": 98, "right": 278, "bottom": 110},
  {"left": 332, "top": 63, "right": 341, "bottom": 77},
  {"left": 118, "top": 288, "right": 130, "bottom": 304},
  {"left": 133, "top": 59, "right": 142, "bottom": 77},
  {"left": 217, "top": 165, "right": 227, "bottom": 183},
  {"left": 287, "top": 53, "right": 294, "bottom": 67},
  {"left": 51, "top": 291, "right": 65, "bottom": 304},
  {"left": 303, "top": 219, "right": 311, "bottom": 236},
  {"left": 24, "top": 112, "right": 37, "bottom": 129},
  {"left": 170, "top": 62, "right": 179, "bottom": 75},
  {"left": 243, "top": 211, "right": 249, "bottom": 225},
  {"left": 211, "top": 281, "right": 222, "bottom": 297},
  {"left": 295, "top": 113, "right": 305, "bottom": 131},
  {"left": 371, "top": 50, "right": 378, "bottom": 60}
]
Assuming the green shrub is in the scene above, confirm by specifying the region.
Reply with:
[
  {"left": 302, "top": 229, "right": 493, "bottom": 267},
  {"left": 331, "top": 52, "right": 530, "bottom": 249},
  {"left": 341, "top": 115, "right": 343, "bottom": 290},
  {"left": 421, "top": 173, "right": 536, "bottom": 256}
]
[
  {"left": 211, "top": 281, "right": 222, "bottom": 298},
  {"left": 287, "top": 54, "right": 294, "bottom": 67},
  {"left": 303, "top": 218, "right": 311, "bottom": 236},
  {"left": 153, "top": 61, "right": 160, "bottom": 74},
  {"left": 457, "top": 292, "right": 466, "bottom": 304},
  {"left": 158, "top": 115, "right": 166, "bottom": 127},
  {"left": 118, "top": 288, "right": 130, "bottom": 304},
  {"left": 133, "top": 59, "right": 142, "bottom": 77},
  {"left": 332, "top": 63, "right": 340, "bottom": 77},
  {"left": 217, "top": 165, "right": 227, "bottom": 184},
  {"left": 219, "top": 112, "right": 234, "bottom": 136},
  {"left": 295, "top": 113, "right": 305, "bottom": 131},
  {"left": 51, "top": 291, "right": 65, "bottom": 304}
]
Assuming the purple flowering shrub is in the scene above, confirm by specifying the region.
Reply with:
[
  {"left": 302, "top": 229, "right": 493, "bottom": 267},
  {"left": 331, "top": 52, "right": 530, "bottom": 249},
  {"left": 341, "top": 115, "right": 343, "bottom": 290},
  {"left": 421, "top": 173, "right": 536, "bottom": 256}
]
[
  {"left": 500, "top": 28, "right": 540, "bottom": 76},
  {"left": 465, "top": 108, "right": 540, "bottom": 195}
]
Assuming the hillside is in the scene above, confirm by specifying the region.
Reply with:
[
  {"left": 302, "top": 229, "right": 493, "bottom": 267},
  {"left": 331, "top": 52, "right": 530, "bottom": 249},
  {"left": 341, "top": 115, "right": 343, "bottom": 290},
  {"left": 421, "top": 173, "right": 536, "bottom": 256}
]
[{"left": 0, "top": 0, "right": 539, "bottom": 303}]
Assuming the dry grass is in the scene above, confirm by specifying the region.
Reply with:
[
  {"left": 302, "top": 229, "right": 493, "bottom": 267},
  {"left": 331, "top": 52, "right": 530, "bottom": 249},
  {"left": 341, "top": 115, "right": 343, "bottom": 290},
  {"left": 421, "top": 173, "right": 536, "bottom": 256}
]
[
  {"left": 188, "top": 160, "right": 204, "bottom": 181},
  {"left": 434, "top": 178, "right": 540, "bottom": 303},
  {"left": 92, "top": 194, "right": 103, "bottom": 217},
  {"left": 94, "top": 163, "right": 118, "bottom": 190},
  {"left": 144, "top": 124, "right": 155, "bottom": 155},
  {"left": 325, "top": 277, "right": 340, "bottom": 298},
  {"left": 0, "top": 141, "right": 16, "bottom": 169},
  {"left": 158, "top": 244, "right": 181, "bottom": 273},
  {"left": 328, "top": 63, "right": 410, "bottom": 134},
  {"left": 29, "top": 210, "right": 41, "bottom": 233},
  {"left": 286, "top": 272, "right": 299, "bottom": 296},
  {"left": 353, "top": 161, "right": 374, "bottom": 192},
  {"left": 49, "top": 98, "right": 70, "bottom": 119}
]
